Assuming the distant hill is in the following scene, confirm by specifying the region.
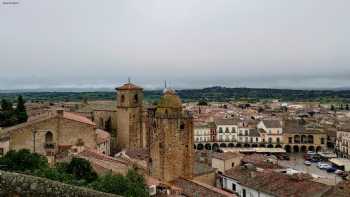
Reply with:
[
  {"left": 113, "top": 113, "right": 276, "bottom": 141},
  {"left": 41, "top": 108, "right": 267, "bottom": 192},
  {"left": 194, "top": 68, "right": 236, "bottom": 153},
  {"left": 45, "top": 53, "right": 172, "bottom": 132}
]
[{"left": 1, "top": 87, "right": 350, "bottom": 103}]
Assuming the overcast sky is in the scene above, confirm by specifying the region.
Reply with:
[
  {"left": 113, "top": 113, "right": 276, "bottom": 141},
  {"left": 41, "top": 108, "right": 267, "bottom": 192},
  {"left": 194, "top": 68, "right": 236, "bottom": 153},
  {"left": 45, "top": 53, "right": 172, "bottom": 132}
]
[{"left": 0, "top": 0, "right": 349, "bottom": 90}]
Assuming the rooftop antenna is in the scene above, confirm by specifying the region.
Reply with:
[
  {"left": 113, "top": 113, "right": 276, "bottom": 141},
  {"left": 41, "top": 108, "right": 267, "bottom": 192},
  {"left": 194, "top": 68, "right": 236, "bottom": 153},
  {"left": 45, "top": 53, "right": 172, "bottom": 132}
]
[
  {"left": 164, "top": 80, "right": 167, "bottom": 89},
  {"left": 128, "top": 77, "right": 131, "bottom": 83}
]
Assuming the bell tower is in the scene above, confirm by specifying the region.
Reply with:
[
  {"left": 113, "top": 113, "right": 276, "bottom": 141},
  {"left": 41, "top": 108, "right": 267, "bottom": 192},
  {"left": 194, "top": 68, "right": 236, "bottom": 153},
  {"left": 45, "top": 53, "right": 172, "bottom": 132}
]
[
  {"left": 148, "top": 88, "right": 194, "bottom": 182},
  {"left": 116, "top": 80, "right": 144, "bottom": 149}
]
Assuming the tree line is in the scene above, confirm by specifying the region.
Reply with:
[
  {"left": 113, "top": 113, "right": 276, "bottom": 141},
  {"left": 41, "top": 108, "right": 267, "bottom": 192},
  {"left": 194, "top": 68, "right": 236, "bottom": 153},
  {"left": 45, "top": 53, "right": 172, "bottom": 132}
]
[
  {"left": 1, "top": 87, "right": 350, "bottom": 103},
  {"left": 0, "top": 96, "right": 28, "bottom": 127}
]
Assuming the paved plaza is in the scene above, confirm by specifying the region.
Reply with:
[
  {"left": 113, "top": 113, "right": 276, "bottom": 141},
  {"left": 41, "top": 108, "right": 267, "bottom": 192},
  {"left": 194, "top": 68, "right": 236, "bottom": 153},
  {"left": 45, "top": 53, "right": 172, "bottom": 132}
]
[{"left": 278, "top": 153, "right": 342, "bottom": 186}]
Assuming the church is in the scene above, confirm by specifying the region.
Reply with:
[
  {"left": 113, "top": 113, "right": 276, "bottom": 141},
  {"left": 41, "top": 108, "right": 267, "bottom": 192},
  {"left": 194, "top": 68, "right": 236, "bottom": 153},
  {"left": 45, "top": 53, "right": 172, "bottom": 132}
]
[{"left": 114, "top": 81, "right": 194, "bottom": 182}]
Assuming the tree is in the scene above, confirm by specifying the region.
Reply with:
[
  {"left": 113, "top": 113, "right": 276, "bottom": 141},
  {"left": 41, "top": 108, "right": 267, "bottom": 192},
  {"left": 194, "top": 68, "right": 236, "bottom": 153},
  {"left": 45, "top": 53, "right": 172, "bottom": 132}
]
[
  {"left": 0, "top": 149, "right": 48, "bottom": 172},
  {"left": 89, "top": 169, "right": 148, "bottom": 197},
  {"left": 346, "top": 104, "right": 349, "bottom": 111},
  {"left": 330, "top": 104, "right": 336, "bottom": 111},
  {"left": 15, "top": 96, "right": 28, "bottom": 123},
  {"left": 89, "top": 173, "right": 129, "bottom": 195},
  {"left": 66, "top": 157, "right": 97, "bottom": 183},
  {"left": 197, "top": 100, "right": 208, "bottom": 106},
  {"left": 1, "top": 99, "right": 13, "bottom": 111}
]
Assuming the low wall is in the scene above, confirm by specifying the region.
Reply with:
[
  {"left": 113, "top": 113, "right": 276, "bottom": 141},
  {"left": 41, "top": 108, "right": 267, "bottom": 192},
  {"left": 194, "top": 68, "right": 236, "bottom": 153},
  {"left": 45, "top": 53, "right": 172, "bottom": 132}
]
[{"left": 0, "top": 170, "right": 120, "bottom": 197}]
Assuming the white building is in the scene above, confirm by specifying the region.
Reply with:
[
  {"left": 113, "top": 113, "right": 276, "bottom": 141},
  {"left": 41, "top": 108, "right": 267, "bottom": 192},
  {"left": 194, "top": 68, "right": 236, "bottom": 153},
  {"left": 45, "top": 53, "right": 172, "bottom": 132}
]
[
  {"left": 220, "top": 168, "right": 330, "bottom": 197},
  {"left": 336, "top": 125, "right": 350, "bottom": 158},
  {"left": 194, "top": 122, "right": 211, "bottom": 143},
  {"left": 257, "top": 120, "right": 283, "bottom": 145},
  {"left": 216, "top": 119, "right": 239, "bottom": 142}
]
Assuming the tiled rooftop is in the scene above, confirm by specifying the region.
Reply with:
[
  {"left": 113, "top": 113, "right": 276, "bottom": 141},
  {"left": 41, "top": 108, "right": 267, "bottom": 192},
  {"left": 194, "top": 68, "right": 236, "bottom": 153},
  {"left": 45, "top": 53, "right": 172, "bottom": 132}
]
[{"left": 224, "top": 168, "right": 331, "bottom": 197}]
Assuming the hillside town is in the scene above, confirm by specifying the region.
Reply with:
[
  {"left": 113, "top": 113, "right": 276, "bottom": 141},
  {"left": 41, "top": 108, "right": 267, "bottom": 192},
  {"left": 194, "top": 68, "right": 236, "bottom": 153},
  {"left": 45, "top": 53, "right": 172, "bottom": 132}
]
[{"left": 0, "top": 81, "right": 350, "bottom": 196}]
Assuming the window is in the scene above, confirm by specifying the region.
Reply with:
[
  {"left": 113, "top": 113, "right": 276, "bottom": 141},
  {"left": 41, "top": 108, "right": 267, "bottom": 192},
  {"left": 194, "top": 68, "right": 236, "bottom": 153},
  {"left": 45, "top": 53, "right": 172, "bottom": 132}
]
[
  {"left": 45, "top": 131, "right": 53, "bottom": 143},
  {"left": 268, "top": 137, "right": 272, "bottom": 143},
  {"left": 256, "top": 137, "right": 259, "bottom": 142},
  {"left": 133, "top": 94, "right": 138, "bottom": 103},
  {"left": 180, "top": 122, "right": 185, "bottom": 130},
  {"left": 245, "top": 130, "right": 248, "bottom": 136},
  {"left": 219, "top": 127, "right": 223, "bottom": 133},
  {"left": 276, "top": 137, "right": 280, "bottom": 144},
  {"left": 121, "top": 95, "right": 125, "bottom": 103},
  {"left": 225, "top": 128, "right": 229, "bottom": 133},
  {"left": 321, "top": 138, "right": 325, "bottom": 144},
  {"left": 289, "top": 137, "right": 293, "bottom": 143},
  {"left": 232, "top": 162, "right": 235, "bottom": 167},
  {"left": 232, "top": 127, "right": 236, "bottom": 133},
  {"left": 269, "top": 130, "right": 272, "bottom": 134},
  {"left": 232, "top": 183, "right": 236, "bottom": 191}
]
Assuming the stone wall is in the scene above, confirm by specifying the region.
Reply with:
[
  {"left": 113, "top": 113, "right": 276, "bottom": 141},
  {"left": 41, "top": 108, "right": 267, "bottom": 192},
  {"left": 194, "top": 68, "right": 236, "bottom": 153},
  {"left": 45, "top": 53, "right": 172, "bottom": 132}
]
[{"left": 0, "top": 170, "right": 120, "bottom": 197}]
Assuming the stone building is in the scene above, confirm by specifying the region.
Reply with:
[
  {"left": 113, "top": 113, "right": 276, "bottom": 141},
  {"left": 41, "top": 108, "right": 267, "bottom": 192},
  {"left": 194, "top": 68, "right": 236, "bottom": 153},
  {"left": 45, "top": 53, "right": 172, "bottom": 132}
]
[
  {"left": 283, "top": 120, "right": 327, "bottom": 153},
  {"left": 116, "top": 83, "right": 144, "bottom": 149},
  {"left": 0, "top": 110, "right": 113, "bottom": 161},
  {"left": 147, "top": 88, "right": 194, "bottom": 182},
  {"left": 112, "top": 82, "right": 194, "bottom": 183}
]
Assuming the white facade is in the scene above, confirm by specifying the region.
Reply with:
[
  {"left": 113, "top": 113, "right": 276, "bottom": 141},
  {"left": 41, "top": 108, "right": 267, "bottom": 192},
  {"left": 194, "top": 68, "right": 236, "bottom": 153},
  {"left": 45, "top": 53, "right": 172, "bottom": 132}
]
[
  {"left": 194, "top": 125, "right": 211, "bottom": 142},
  {"left": 257, "top": 121, "right": 283, "bottom": 144},
  {"left": 217, "top": 124, "right": 238, "bottom": 142},
  {"left": 336, "top": 130, "right": 350, "bottom": 158},
  {"left": 221, "top": 176, "right": 273, "bottom": 197}
]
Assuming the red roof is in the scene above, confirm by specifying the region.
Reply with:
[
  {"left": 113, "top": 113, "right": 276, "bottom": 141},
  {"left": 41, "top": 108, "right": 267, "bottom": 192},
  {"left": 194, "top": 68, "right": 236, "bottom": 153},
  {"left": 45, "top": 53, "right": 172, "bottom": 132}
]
[
  {"left": 96, "top": 129, "right": 111, "bottom": 144},
  {"left": 63, "top": 112, "right": 96, "bottom": 126},
  {"left": 224, "top": 168, "right": 331, "bottom": 197},
  {"left": 116, "top": 83, "right": 143, "bottom": 90}
]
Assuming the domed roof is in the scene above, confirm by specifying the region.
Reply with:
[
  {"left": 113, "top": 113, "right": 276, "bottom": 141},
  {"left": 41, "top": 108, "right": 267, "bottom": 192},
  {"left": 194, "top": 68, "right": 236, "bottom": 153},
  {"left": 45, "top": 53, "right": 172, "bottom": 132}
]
[{"left": 157, "top": 88, "right": 182, "bottom": 109}]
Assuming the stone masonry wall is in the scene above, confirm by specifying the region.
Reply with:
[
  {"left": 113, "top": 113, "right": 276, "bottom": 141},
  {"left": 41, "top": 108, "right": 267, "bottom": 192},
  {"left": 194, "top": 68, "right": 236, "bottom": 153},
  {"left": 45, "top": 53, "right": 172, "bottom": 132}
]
[{"left": 0, "top": 170, "right": 120, "bottom": 197}]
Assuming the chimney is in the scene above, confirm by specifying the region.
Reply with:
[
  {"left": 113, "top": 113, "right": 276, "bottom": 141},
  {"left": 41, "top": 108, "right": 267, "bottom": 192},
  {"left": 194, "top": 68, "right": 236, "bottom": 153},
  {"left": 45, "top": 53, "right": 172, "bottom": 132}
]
[{"left": 56, "top": 109, "right": 64, "bottom": 117}]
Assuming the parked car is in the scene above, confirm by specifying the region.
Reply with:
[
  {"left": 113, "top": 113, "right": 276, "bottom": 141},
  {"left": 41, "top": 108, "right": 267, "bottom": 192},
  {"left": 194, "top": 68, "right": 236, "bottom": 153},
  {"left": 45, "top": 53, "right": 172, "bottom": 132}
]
[
  {"left": 326, "top": 167, "right": 337, "bottom": 173},
  {"left": 304, "top": 161, "right": 312, "bottom": 166},
  {"left": 311, "top": 157, "right": 320, "bottom": 162},
  {"left": 335, "top": 170, "right": 344, "bottom": 175},
  {"left": 307, "top": 151, "right": 316, "bottom": 155},
  {"left": 304, "top": 154, "right": 312, "bottom": 160},
  {"left": 275, "top": 153, "right": 290, "bottom": 160},
  {"left": 317, "top": 162, "right": 331, "bottom": 169}
]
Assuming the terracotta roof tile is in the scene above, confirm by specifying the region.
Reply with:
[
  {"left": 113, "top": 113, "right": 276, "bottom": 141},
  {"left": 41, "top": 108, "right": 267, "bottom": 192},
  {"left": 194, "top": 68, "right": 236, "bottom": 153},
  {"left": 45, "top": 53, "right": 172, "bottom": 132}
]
[
  {"left": 96, "top": 129, "right": 111, "bottom": 144},
  {"left": 171, "top": 178, "right": 234, "bottom": 197},
  {"left": 224, "top": 168, "right": 331, "bottom": 197},
  {"left": 63, "top": 112, "right": 96, "bottom": 126},
  {"left": 212, "top": 152, "right": 243, "bottom": 161}
]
